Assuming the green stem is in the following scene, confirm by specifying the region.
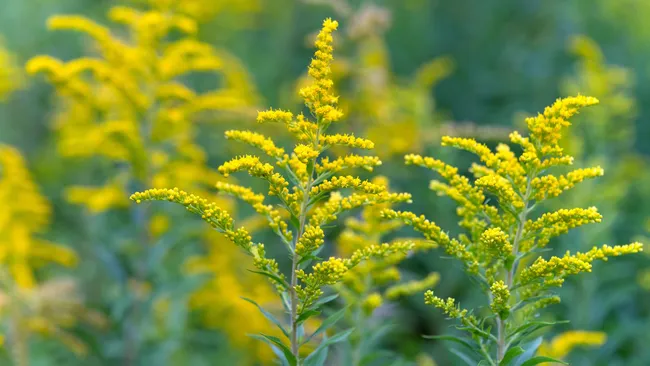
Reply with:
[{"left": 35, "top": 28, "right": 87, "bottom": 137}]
[
  {"left": 290, "top": 126, "right": 322, "bottom": 364},
  {"left": 496, "top": 173, "right": 533, "bottom": 362}
]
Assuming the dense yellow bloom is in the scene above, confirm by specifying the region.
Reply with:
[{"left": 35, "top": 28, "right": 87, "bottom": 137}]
[
  {"left": 0, "top": 147, "right": 104, "bottom": 359},
  {"left": 392, "top": 96, "right": 642, "bottom": 364},
  {"left": 27, "top": 3, "right": 257, "bottom": 213},
  {"left": 537, "top": 330, "right": 606, "bottom": 360},
  {"left": 0, "top": 146, "right": 77, "bottom": 289},
  {"left": 131, "top": 18, "right": 416, "bottom": 363}
]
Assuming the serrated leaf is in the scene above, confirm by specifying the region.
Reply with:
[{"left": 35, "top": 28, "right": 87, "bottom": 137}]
[
  {"left": 520, "top": 356, "right": 568, "bottom": 366},
  {"left": 302, "top": 307, "right": 346, "bottom": 345},
  {"left": 250, "top": 334, "right": 297, "bottom": 366},
  {"left": 499, "top": 346, "right": 524, "bottom": 366},
  {"left": 241, "top": 297, "right": 290, "bottom": 339}
]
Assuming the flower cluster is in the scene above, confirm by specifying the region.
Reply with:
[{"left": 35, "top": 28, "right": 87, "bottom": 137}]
[
  {"left": 0, "top": 145, "right": 103, "bottom": 360},
  {"left": 25, "top": 3, "right": 282, "bottom": 362},
  {"left": 131, "top": 18, "right": 413, "bottom": 364},
  {"left": 26, "top": 4, "right": 257, "bottom": 213},
  {"left": 387, "top": 96, "right": 643, "bottom": 364}
]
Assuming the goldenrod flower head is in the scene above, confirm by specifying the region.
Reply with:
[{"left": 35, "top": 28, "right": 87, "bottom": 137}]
[
  {"left": 393, "top": 96, "right": 641, "bottom": 363},
  {"left": 480, "top": 227, "right": 512, "bottom": 259},
  {"left": 489, "top": 280, "right": 510, "bottom": 317},
  {"left": 0, "top": 145, "right": 79, "bottom": 289},
  {"left": 362, "top": 292, "right": 383, "bottom": 314}
]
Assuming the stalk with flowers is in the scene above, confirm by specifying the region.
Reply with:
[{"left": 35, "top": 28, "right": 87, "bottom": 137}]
[
  {"left": 383, "top": 96, "right": 643, "bottom": 365},
  {"left": 131, "top": 18, "right": 417, "bottom": 365}
]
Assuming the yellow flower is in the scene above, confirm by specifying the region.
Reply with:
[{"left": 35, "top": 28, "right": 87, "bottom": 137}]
[{"left": 537, "top": 330, "right": 606, "bottom": 360}]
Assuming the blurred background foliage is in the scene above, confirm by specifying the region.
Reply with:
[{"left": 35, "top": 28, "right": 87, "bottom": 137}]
[{"left": 0, "top": 0, "right": 649, "bottom": 365}]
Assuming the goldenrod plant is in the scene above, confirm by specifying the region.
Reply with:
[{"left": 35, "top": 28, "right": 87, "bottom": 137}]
[
  {"left": 334, "top": 176, "right": 439, "bottom": 365},
  {"left": 132, "top": 18, "right": 418, "bottom": 365},
  {"left": 382, "top": 95, "right": 643, "bottom": 365},
  {"left": 24, "top": 2, "right": 264, "bottom": 364},
  {"left": 297, "top": 2, "right": 455, "bottom": 158},
  {"left": 0, "top": 145, "right": 103, "bottom": 366}
]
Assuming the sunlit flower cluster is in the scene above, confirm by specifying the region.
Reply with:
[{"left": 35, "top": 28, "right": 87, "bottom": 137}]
[
  {"left": 131, "top": 18, "right": 414, "bottom": 364},
  {"left": 388, "top": 95, "right": 643, "bottom": 364}
]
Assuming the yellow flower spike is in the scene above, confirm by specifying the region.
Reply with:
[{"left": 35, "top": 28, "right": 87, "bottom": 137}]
[
  {"left": 225, "top": 130, "right": 285, "bottom": 158},
  {"left": 537, "top": 330, "right": 606, "bottom": 360},
  {"left": 131, "top": 18, "right": 417, "bottom": 363},
  {"left": 480, "top": 227, "right": 512, "bottom": 259},
  {"left": 385, "top": 272, "right": 440, "bottom": 300},
  {"left": 394, "top": 95, "right": 641, "bottom": 364}
]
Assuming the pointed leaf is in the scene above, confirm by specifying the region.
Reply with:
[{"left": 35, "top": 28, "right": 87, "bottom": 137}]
[
  {"left": 250, "top": 334, "right": 297, "bottom": 366},
  {"left": 520, "top": 356, "right": 568, "bottom": 366},
  {"left": 312, "top": 294, "right": 339, "bottom": 309},
  {"left": 449, "top": 348, "right": 479, "bottom": 366},
  {"left": 241, "top": 297, "right": 290, "bottom": 339},
  {"left": 248, "top": 269, "right": 287, "bottom": 288},
  {"left": 422, "top": 334, "right": 478, "bottom": 354},
  {"left": 297, "top": 309, "right": 321, "bottom": 325},
  {"left": 499, "top": 346, "right": 524, "bottom": 366},
  {"left": 302, "top": 307, "right": 346, "bottom": 345},
  {"left": 507, "top": 320, "right": 569, "bottom": 342}
]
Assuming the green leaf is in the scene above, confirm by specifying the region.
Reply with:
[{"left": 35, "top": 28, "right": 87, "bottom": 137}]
[
  {"left": 507, "top": 320, "right": 569, "bottom": 341},
  {"left": 321, "top": 328, "right": 354, "bottom": 346},
  {"left": 250, "top": 334, "right": 297, "bottom": 366},
  {"left": 499, "top": 346, "right": 525, "bottom": 366},
  {"left": 520, "top": 356, "right": 568, "bottom": 366},
  {"left": 302, "top": 307, "right": 347, "bottom": 345},
  {"left": 297, "top": 309, "right": 321, "bottom": 325},
  {"left": 241, "top": 297, "right": 290, "bottom": 339},
  {"left": 312, "top": 294, "right": 339, "bottom": 309},
  {"left": 248, "top": 269, "right": 287, "bottom": 288},
  {"left": 303, "top": 339, "right": 329, "bottom": 366},
  {"left": 422, "top": 334, "right": 478, "bottom": 354},
  {"left": 513, "top": 336, "right": 543, "bottom": 365},
  {"left": 449, "top": 348, "right": 479, "bottom": 366},
  {"left": 304, "top": 327, "right": 354, "bottom": 365}
]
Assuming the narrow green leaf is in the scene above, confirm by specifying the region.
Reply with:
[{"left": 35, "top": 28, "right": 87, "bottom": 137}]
[
  {"left": 321, "top": 328, "right": 353, "bottom": 346},
  {"left": 248, "top": 269, "right": 287, "bottom": 289},
  {"left": 241, "top": 297, "right": 290, "bottom": 339},
  {"left": 507, "top": 320, "right": 569, "bottom": 341},
  {"left": 520, "top": 356, "right": 568, "bottom": 366},
  {"left": 303, "top": 342, "right": 329, "bottom": 366},
  {"left": 499, "top": 346, "right": 524, "bottom": 366},
  {"left": 422, "top": 334, "right": 478, "bottom": 354},
  {"left": 312, "top": 294, "right": 339, "bottom": 309},
  {"left": 297, "top": 309, "right": 321, "bottom": 325},
  {"left": 302, "top": 307, "right": 347, "bottom": 345},
  {"left": 250, "top": 334, "right": 297, "bottom": 366},
  {"left": 449, "top": 348, "right": 479, "bottom": 366}
]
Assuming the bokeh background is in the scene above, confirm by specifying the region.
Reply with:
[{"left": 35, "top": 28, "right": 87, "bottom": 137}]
[{"left": 1, "top": 0, "right": 649, "bottom": 365}]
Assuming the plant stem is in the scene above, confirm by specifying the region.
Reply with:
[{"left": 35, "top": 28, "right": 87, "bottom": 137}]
[
  {"left": 290, "top": 127, "right": 322, "bottom": 363},
  {"left": 496, "top": 175, "right": 533, "bottom": 362}
]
